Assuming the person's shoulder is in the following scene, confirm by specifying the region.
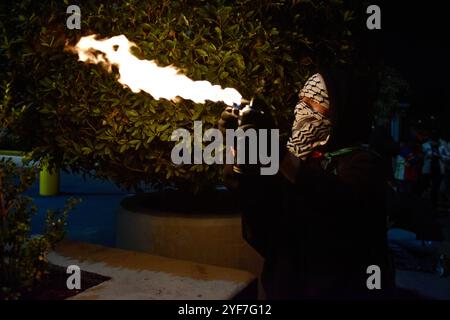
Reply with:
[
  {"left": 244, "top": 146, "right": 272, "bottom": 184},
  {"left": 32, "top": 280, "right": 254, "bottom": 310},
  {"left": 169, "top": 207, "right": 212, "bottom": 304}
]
[
  {"left": 344, "top": 147, "right": 382, "bottom": 166},
  {"left": 335, "top": 148, "right": 385, "bottom": 189}
]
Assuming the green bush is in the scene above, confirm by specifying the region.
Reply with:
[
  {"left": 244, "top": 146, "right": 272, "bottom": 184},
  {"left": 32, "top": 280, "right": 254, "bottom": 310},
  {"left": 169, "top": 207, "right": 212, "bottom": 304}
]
[
  {"left": 0, "top": 0, "right": 356, "bottom": 192},
  {"left": 0, "top": 80, "right": 27, "bottom": 151},
  {"left": 0, "top": 159, "right": 79, "bottom": 300}
]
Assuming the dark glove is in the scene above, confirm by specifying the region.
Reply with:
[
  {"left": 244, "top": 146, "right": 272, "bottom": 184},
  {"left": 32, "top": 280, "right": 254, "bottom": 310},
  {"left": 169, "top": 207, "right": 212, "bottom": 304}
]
[
  {"left": 218, "top": 96, "right": 274, "bottom": 134},
  {"left": 218, "top": 106, "right": 240, "bottom": 135},
  {"left": 234, "top": 97, "right": 276, "bottom": 175},
  {"left": 239, "top": 106, "right": 272, "bottom": 131},
  {"left": 239, "top": 96, "right": 275, "bottom": 131}
]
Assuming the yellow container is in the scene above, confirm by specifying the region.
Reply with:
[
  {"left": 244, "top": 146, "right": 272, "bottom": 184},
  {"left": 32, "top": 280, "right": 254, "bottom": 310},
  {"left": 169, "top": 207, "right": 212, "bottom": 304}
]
[{"left": 39, "top": 166, "right": 60, "bottom": 196}]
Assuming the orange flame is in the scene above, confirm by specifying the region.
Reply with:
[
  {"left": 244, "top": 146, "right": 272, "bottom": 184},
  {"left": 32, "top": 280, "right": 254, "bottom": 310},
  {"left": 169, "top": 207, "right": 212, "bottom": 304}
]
[{"left": 70, "top": 34, "right": 242, "bottom": 106}]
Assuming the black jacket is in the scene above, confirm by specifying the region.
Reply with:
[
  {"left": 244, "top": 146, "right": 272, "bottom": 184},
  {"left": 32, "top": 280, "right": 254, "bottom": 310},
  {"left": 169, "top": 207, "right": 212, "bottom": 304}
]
[{"left": 224, "top": 148, "right": 394, "bottom": 299}]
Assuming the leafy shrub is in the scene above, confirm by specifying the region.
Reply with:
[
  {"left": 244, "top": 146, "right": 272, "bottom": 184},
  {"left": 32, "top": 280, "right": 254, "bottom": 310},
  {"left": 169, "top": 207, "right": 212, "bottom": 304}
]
[
  {"left": 0, "top": 0, "right": 356, "bottom": 192},
  {"left": 0, "top": 159, "right": 79, "bottom": 300},
  {"left": 0, "top": 80, "right": 27, "bottom": 151}
]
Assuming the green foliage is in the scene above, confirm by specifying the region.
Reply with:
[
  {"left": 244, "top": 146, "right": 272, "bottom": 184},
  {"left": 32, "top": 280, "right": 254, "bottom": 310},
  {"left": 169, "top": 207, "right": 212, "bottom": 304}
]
[
  {"left": 374, "top": 67, "right": 410, "bottom": 121},
  {"left": 0, "top": 159, "right": 80, "bottom": 300},
  {"left": 0, "top": 80, "right": 28, "bottom": 150},
  {"left": 0, "top": 0, "right": 355, "bottom": 192}
]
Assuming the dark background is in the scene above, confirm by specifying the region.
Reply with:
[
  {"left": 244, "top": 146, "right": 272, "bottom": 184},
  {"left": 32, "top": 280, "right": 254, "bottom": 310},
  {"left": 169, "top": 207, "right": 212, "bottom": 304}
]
[{"left": 378, "top": 0, "right": 450, "bottom": 136}]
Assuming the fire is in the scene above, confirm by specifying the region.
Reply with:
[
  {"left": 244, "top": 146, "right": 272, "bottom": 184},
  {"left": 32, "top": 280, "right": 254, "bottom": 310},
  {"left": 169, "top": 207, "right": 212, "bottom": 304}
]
[{"left": 69, "top": 34, "right": 242, "bottom": 106}]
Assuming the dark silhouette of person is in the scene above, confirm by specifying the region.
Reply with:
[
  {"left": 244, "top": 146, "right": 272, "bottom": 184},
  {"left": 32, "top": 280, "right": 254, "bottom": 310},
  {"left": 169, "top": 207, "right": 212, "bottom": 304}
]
[
  {"left": 219, "top": 66, "right": 395, "bottom": 299},
  {"left": 420, "top": 132, "right": 443, "bottom": 212}
]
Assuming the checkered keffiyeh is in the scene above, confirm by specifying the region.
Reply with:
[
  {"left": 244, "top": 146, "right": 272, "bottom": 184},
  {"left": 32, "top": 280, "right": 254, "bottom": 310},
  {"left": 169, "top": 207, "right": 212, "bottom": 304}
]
[
  {"left": 299, "top": 73, "right": 330, "bottom": 110},
  {"left": 287, "top": 74, "right": 331, "bottom": 159}
]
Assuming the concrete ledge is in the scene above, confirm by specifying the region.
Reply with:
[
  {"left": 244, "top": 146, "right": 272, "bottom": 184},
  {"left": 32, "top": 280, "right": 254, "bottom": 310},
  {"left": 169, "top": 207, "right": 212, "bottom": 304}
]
[
  {"left": 0, "top": 152, "right": 39, "bottom": 168},
  {"left": 0, "top": 153, "right": 25, "bottom": 166},
  {"left": 48, "top": 240, "right": 257, "bottom": 300}
]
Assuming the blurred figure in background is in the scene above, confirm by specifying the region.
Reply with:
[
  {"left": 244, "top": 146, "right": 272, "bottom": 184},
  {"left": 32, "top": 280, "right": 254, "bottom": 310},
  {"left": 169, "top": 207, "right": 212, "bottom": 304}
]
[
  {"left": 394, "top": 141, "right": 407, "bottom": 193},
  {"left": 421, "top": 133, "right": 442, "bottom": 211},
  {"left": 439, "top": 135, "right": 450, "bottom": 206},
  {"left": 403, "top": 139, "right": 422, "bottom": 195}
]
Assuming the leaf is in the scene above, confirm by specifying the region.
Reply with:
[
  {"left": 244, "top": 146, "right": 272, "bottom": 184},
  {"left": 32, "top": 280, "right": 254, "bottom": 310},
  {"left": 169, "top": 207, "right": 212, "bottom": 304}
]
[
  {"left": 219, "top": 71, "right": 229, "bottom": 79},
  {"left": 81, "top": 147, "right": 92, "bottom": 155},
  {"left": 195, "top": 49, "right": 208, "bottom": 57},
  {"left": 119, "top": 145, "right": 128, "bottom": 153},
  {"left": 251, "top": 64, "right": 260, "bottom": 72},
  {"left": 95, "top": 143, "right": 106, "bottom": 150},
  {"left": 142, "top": 23, "right": 152, "bottom": 31},
  {"left": 125, "top": 110, "right": 139, "bottom": 117},
  {"left": 214, "top": 27, "right": 222, "bottom": 41},
  {"left": 191, "top": 107, "right": 203, "bottom": 121},
  {"left": 157, "top": 123, "right": 170, "bottom": 132},
  {"left": 135, "top": 141, "right": 142, "bottom": 150},
  {"left": 147, "top": 135, "right": 155, "bottom": 143},
  {"left": 181, "top": 14, "right": 190, "bottom": 27}
]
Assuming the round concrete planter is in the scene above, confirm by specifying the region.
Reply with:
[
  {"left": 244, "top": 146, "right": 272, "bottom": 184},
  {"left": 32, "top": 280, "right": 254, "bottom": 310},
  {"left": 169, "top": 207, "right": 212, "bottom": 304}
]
[{"left": 116, "top": 191, "right": 263, "bottom": 277}]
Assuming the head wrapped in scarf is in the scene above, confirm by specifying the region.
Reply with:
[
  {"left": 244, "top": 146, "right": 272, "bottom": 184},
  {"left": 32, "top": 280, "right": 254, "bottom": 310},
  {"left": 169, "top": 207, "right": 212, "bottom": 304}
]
[{"left": 287, "top": 73, "right": 332, "bottom": 159}]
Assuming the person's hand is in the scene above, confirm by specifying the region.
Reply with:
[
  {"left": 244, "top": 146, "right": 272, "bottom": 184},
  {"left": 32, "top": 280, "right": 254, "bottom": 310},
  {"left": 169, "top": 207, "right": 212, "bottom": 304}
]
[
  {"left": 238, "top": 96, "right": 275, "bottom": 131},
  {"left": 239, "top": 106, "right": 269, "bottom": 131},
  {"left": 234, "top": 99, "right": 276, "bottom": 175},
  {"left": 218, "top": 106, "right": 239, "bottom": 135}
]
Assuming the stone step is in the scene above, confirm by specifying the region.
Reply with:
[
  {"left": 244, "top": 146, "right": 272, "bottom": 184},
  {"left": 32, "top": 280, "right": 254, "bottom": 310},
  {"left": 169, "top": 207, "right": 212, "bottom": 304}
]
[{"left": 48, "top": 240, "right": 257, "bottom": 300}]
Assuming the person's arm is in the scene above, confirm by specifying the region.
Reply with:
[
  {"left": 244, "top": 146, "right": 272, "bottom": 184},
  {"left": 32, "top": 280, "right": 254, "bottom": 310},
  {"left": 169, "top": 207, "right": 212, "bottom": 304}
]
[
  {"left": 219, "top": 101, "right": 288, "bottom": 257},
  {"left": 223, "top": 147, "right": 289, "bottom": 258}
]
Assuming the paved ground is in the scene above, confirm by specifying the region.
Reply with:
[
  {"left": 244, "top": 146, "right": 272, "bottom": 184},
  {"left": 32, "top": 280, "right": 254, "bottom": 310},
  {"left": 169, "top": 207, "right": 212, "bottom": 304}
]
[
  {"left": 27, "top": 171, "right": 129, "bottom": 247},
  {"left": 49, "top": 240, "right": 256, "bottom": 300},
  {"left": 396, "top": 270, "right": 450, "bottom": 299},
  {"left": 390, "top": 201, "right": 450, "bottom": 299}
]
